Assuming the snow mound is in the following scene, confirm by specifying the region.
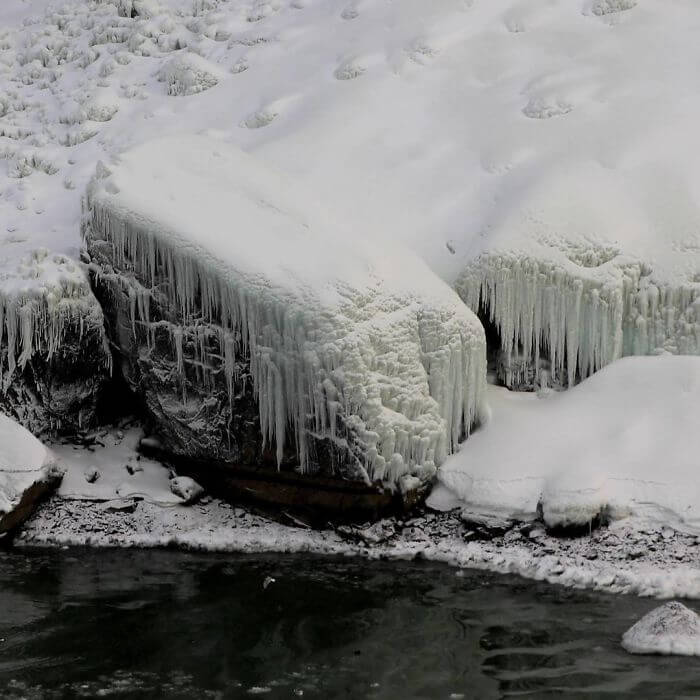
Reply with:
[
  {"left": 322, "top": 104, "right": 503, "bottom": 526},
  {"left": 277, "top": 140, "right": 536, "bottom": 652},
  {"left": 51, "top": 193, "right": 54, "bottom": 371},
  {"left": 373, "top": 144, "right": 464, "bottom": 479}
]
[
  {"left": 0, "top": 411, "right": 60, "bottom": 516},
  {"left": 157, "top": 52, "right": 225, "bottom": 96},
  {"left": 622, "top": 602, "right": 700, "bottom": 656},
  {"left": 83, "top": 136, "right": 487, "bottom": 487},
  {"left": 438, "top": 355, "right": 700, "bottom": 530}
]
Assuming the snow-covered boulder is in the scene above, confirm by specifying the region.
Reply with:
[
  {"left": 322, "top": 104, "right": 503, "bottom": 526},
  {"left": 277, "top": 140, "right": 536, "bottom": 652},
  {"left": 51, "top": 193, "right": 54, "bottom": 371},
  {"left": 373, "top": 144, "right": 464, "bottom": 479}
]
[
  {"left": 0, "top": 249, "right": 110, "bottom": 436},
  {"left": 622, "top": 602, "right": 700, "bottom": 656},
  {"left": 0, "top": 412, "right": 63, "bottom": 534},
  {"left": 437, "top": 354, "right": 700, "bottom": 530},
  {"left": 82, "top": 136, "right": 487, "bottom": 497}
]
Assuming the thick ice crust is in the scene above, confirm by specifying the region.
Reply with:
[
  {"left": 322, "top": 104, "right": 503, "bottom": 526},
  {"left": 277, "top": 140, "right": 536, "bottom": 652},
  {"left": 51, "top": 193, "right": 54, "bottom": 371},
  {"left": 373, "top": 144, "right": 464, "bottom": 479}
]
[{"left": 83, "top": 137, "right": 487, "bottom": 487}]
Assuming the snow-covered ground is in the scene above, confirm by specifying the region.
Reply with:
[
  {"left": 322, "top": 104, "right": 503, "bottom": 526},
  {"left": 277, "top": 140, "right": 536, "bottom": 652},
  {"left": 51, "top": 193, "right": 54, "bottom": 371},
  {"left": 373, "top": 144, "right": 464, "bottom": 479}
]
[
  {"left": 432, "top": 355, "right": 700, "bottom": 533},
  {"left": 0, "top": 0, "right": 697, "bottom": 377}
]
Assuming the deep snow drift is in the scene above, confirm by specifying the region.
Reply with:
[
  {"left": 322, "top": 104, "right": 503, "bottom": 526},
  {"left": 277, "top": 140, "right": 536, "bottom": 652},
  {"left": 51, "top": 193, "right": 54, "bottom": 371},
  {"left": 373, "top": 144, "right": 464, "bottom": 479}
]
[
  {"left": 434, "top": 355, "right": 700, "bottom": 531},
  {"left": 83, "top": 136, "right": 487, "bottom": 486}
]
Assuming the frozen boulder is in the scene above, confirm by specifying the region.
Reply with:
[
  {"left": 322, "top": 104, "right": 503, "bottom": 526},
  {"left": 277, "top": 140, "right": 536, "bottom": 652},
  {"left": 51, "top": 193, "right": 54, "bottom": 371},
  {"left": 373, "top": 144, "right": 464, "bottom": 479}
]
[
  {"left": 0, "top": 412, "right": 63, "bottom": 535},
  {"left": 0, "top": 250, "right": 110, "bottom": 436},
  {"left": 622, "top": 602, "right": 700, "bottom": 656},
  {"left": 82, "top": 136, "right": 487, "bottom": 513}
]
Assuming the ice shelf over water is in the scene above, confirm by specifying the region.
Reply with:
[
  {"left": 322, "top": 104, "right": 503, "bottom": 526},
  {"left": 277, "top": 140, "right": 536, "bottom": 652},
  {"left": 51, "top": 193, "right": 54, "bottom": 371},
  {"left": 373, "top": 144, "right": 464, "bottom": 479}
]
[{"left": 83, "top": 136, "right": 487, "bottom": 486}]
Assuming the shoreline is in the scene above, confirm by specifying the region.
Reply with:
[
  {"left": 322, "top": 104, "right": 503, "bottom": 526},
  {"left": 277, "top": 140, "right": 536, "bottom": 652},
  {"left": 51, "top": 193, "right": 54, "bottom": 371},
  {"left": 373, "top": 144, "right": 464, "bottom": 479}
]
[{"left": 17, "top": 495, "right": 700, "bottom": 600}]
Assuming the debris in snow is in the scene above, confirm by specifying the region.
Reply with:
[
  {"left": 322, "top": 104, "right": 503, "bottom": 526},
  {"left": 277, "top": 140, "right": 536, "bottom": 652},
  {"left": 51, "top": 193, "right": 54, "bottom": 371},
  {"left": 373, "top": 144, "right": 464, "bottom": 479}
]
[
  {"left": 622, "top": 602, "right": 700, "bottom": 656},
  {"left": 84, "top": 467, "right": 100, "bottom": 484},
  {"left": 170, "top": 476, "right": 204, "bottom": 505}
]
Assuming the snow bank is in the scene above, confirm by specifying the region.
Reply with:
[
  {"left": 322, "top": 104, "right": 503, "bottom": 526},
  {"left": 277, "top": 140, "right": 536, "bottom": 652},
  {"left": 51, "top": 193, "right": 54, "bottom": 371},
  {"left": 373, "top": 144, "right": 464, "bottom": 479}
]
[
  {"left": 83, "top": 136, "right": 487, "bottom": 487},
  {"left": 622, "top": 602, "right": 700, "bottom": 656},
  {"left": 436, "top": 355, "right": 700, "bottom": 530},
  {"left": 0, "top": 411, "right": 61, "bottom": 519}
]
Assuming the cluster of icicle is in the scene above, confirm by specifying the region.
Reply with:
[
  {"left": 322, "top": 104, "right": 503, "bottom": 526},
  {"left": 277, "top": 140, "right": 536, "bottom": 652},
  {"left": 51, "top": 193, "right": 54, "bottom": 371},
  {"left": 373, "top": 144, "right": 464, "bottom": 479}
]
[
  {"left": 456, "top": 253, "right": 699, "bottom": 387},
  {"left": 83, "top": 192, "right": 487, "bottom": 488},
  {"left": 0, "top": 249, "right": 107, "bottom": 391}
]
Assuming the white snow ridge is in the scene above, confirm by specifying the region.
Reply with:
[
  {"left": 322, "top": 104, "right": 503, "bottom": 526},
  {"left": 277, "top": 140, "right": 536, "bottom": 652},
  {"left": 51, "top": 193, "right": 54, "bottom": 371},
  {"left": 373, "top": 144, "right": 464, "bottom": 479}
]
[{"left": 82, "top": 136, "right": 487, "bottom": 487}]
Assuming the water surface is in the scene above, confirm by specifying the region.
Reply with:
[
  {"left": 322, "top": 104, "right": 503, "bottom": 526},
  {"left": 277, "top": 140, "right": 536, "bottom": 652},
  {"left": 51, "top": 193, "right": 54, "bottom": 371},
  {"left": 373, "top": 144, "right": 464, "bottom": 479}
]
[{"left": 0, "top": 548, "right": 697, "bottom": 698}]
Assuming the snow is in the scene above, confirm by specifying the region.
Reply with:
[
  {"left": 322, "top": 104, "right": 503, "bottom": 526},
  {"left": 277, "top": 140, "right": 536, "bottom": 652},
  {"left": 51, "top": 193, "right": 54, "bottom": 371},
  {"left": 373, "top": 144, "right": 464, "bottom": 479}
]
[
  {"left": 622, "top": 602, "right": 700, "bottom": 656},
  {"left": 0, "top": 0, "right": 697, "bottom": 391},
  {"left": 84, "top": 135, "right": 487, "bottom": 485},
  {"left": 52, "top": 426, "right": 182, "bottom": 505},
  {"left": 0, "top": 0, "right": 697, "bottom": 572},
  {"left": 435, "top": 355, "right": 700, "bottom": 531},
  {"left": 0, "top": 411, "right": 60, "bottom": 516}
]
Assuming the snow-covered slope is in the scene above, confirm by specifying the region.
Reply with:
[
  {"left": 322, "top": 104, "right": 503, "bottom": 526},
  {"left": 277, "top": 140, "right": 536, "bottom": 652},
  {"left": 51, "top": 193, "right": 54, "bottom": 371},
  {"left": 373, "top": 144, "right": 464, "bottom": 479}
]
[
  {"left": 83, "top": 136, "right": 487, "bottom": 486},
  {"left": 1, "top": 0, "right": 698, "bottom": 391},
  {"left": 434, "top": 355, "right": 700, "bottom": 531}
]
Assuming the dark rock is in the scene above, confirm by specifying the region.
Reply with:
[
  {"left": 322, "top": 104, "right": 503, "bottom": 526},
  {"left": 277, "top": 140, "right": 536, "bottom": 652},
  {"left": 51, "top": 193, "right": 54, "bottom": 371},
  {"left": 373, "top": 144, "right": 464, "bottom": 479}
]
[{"left": 0, "top": 313, "right": 109, "bottom": 437}]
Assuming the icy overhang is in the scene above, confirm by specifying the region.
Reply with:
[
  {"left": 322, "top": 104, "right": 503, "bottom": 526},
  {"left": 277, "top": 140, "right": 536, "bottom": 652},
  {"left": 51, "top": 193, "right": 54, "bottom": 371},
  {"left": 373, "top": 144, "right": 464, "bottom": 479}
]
[{"left": 82, "top": 136, "right": 487, "bottom": 487}]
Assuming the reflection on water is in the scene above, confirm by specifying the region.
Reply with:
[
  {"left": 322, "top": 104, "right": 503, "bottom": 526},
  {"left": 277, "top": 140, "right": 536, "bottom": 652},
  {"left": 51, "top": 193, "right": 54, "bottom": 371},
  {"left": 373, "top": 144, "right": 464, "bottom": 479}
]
[{"left": 0, "top": 548, "right": 697, "bottom": 699}]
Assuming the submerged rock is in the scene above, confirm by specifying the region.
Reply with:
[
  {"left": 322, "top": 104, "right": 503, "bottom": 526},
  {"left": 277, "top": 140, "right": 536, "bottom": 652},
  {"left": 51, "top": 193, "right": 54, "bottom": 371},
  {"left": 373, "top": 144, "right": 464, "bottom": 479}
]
[{"left": 622, "top": 602, "right": 700, "bottom": 656}]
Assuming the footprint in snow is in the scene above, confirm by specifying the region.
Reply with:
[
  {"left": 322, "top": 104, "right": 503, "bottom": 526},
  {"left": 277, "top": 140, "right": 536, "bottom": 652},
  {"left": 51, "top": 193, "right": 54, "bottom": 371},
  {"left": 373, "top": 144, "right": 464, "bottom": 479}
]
[
  {"left": 522, "top": 96, "right": 573, "bottom": 120},
  {"left": 241, "top": 108, "right": 278, "bottom": 129},
  {"left": 341, "top": 7, "right": 359, "bottom": 20}
]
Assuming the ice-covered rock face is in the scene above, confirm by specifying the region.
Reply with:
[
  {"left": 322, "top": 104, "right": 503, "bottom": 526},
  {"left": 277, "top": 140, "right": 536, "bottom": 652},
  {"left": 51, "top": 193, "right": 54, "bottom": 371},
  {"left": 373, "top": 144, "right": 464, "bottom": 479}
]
[
  {"left": 82, "top": 136, "right": 487, "bottom": 488},
  {"left": 0, "top": 248, "right": 109, "bottom": 435},
  {"left": 622, "top": 602, "right": 700, "bottom": 656}
]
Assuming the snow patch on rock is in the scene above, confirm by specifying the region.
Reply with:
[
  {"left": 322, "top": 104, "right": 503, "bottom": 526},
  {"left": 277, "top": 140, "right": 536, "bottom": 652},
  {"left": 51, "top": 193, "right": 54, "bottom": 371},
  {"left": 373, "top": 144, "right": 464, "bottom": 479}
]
[{"left": 622, "top": 602, "right": 700, "bottom": 656}]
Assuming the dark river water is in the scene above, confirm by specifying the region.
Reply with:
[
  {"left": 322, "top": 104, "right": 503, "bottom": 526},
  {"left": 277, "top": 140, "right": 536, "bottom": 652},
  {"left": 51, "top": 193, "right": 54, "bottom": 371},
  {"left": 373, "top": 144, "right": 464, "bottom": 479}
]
[{"left": 0, "top": 548, "right": 697, "bottom": 699}]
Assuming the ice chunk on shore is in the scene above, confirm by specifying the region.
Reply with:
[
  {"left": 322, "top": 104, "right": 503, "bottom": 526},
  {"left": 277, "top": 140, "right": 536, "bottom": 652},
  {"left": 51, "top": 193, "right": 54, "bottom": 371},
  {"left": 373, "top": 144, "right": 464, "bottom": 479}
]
[
  {"left": 622, "top": 602, "right": 700, "bottom": 656},
  {"left": 438, "top": 355, "right": 700, "bottom": 529},
  {"left": 83, "top": 136, "right": 487, "bottom": 487}
]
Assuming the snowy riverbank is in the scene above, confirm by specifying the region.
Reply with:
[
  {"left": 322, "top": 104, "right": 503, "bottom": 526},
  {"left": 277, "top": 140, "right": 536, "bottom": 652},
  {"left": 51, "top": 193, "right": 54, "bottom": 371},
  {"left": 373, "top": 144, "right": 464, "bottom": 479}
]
[{"left": 18, "top": 493, "right": 700, "bottom": 600}]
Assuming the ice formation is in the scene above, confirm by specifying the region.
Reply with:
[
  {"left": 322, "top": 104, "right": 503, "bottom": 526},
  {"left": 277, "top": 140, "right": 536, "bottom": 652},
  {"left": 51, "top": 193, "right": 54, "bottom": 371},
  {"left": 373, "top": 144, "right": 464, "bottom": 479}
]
[
  {"left": 0, "top": 248, "right": 109, "bottom": 434},
  {"left": 622, "top": 602, "right": 700, "bottom": 656},
  {"left": 456, "top": 248, "right": 699, "bottom": 388},
  {"left": 82, "top": 136, "right": 487, "bottom": 486},
  {"left": 436, "top": 355, "right": 700, "bottom": 530}
]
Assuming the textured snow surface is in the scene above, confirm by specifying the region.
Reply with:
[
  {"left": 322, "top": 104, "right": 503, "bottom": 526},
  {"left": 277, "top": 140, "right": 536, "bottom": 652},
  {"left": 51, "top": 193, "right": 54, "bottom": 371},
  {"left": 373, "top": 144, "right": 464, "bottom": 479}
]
[
  {"left": 0, "top": 0, "right": 698, "bottom": 384},
  {"left": 0, "top": 412, "right": 58, "bottom": 514},
  {"left": 84, "top": 136, "right": 487, "bottom": 484},
  {"left": 436, "top": 355, "right": 700, "bottom": 530},
  {"left": 622, "top": 602, "right": 700, "bottom": 656}
]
